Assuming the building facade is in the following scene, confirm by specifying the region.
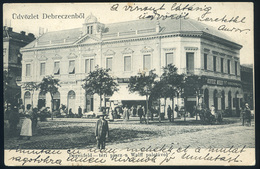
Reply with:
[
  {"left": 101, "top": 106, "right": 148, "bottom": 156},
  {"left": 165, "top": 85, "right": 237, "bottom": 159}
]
[
  {"left": 240, "top": 65, "right": 254, "bottom": 109},
  {"left": 20, "top": 14, "right": 243, "bottom": 114},
  {"left": 3, "top": 26, "right": 35, "bottom": 107}
]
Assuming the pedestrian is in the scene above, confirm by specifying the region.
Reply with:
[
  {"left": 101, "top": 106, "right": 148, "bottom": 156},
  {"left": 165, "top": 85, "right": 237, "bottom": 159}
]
[
  {"left": 210, "top": 105, "right": 216, "bottom": 119},
  {"left": 244, "top": 103, "right": 251, "bottom": 126},
  {"left": 133, "top": 106, "right": 137, "bottom": 117},
  {"left": 19, "top": 104, "right": 33, "bottom": 140},
  {"left": 69, "top": 108, "right": 73, "bottom": 118},
  {"left": 31, "top": 108, "right": 38, "bottom": 135},
  {"left": 167, "top": 105, "right": 172, "bottom": 122},
  {"left": 9, "top": 106, "right": 20, "bottom": 137},
  {"left": 137, "top": 106, "right": 143, "bottom": 123},
  {"left": 109, "top": 107, "right": 114, "bottom": 122},
  {"left": 175, "top": 105, "right": 179, "bottom": 117},
  {"left": 78, "top": 106, "right": 82, "bottom": 118},
  {"left": 95, "top": 111, "right": 109, "bottom": 149}
]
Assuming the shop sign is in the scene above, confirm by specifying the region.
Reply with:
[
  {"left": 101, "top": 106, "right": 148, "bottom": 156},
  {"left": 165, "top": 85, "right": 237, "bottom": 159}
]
[
  {"left": 187, "top": 97, "right": 196, "bottom": 101},
  {"left": 117, "top": 78, "right": 130, "bottom": 83},
  {"left": 203, "top": 76, "right": 241, "bottom": 87}
]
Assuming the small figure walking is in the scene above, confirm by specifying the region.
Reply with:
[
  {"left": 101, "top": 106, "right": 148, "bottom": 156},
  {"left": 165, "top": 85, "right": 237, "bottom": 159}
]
[
  {"left": 138, "top": 106, "right": 144, "bottom": 123},
  {"left": 167, "top": 105, "right": 172, "bottom": 122},
  {"left": 244, "top": 103, "right": 251, "bottom": 126},
  {"left": 95, "top": 111, "right": 109, "bottom": 149}
]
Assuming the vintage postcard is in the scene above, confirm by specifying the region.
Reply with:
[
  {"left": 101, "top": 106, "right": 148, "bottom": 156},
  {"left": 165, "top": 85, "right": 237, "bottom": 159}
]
[{"left": 3, "top": 2, "right": 254, "bottom": 166}]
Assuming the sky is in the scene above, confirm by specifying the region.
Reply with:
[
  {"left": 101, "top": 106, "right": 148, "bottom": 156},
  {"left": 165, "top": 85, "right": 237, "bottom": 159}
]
[{"left": 3, "top": 3, "right": 254, "bottom": 65}]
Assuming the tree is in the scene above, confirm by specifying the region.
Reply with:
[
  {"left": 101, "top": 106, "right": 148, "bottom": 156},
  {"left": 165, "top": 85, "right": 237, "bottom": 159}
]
[
  {"left": 128, "top": 69, "right": 158, "bottom": 123},
  {"left": 160, "top": 64, "right": 184, "bottom": 122},
  {"left": 82, "top": 66, "right": 119, "bottom": 110},
  {"left": 22, "top": 82, "right": 39, "bottom": 108},
  {"left": 182, "top": 74, "right": 203, "bottom": 120},
  {"left": 38, "top": 75, "right": 61, "bottom": 120},
  {"left": 3, "top": 70, "right": 13, "bottom": 108}
]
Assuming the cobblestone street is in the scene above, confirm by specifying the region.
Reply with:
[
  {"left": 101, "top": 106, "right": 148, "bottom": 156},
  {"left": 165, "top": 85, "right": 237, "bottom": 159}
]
[{"left": 4, "top": 117, "right": 255, "bottom": 149}]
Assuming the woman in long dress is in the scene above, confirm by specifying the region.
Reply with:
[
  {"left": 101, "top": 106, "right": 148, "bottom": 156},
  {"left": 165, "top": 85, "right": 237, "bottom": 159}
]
[{"left": 19, "top": 104, "right": 33, "bottom": 140}]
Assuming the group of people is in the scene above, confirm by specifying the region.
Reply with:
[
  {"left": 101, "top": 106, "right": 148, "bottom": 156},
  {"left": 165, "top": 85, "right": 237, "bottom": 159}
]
[
  {"left": 5, "top": 104, "right": 38, "bottom": 140},
  {"left": 167, "top": 105, "right": 179, "bottom": 122}
]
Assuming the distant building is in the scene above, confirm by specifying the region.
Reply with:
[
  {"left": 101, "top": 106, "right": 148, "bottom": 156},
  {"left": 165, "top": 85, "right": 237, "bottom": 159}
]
[
  {"left": 21, "top": 14, "right": 243, "bottom": 115},
  {"left": 240, "top": 65, "right": 254, "bottom": 109},
  {"left": 3, "top": 26, "right": 35, "bottom": 106}
]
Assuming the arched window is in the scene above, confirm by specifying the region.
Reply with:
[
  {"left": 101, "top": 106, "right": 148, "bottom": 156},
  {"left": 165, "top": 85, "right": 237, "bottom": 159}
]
[
  {"left": 228, "top": 91, "right": 232, "bottom": 109},
  {"left": 221, "top": 90, "right": 225, "bottom": 110},
  {"left": 204, "top": 88, "right": 209, "bottom": 109},
  {"left": 24, "top": 91, "right": 31, "bottom": 108},
  {"left": 213, "top": 89, "right": 218, "bottom": 110},
  {"left": 68, "top": 90, "right": 76, "bottom": 114}
]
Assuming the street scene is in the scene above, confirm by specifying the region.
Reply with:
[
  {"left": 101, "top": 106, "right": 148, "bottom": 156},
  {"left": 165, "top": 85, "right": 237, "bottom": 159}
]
[
  {"left": 3, "top": 2, "right": 254, "bottom": 166},
  {"left": 4, "top": 116, "right": 255, "bottom": 149}
]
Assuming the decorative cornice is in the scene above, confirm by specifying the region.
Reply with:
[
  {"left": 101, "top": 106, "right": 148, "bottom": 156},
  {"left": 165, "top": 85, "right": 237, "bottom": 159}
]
[
  {"left": 204, "top": 48, "right": 210, "bottom": 53},
  {"left": 219, "top": 53, "right": 226, "bottom": 56},
  {"left": 52, "top": 54, "right": 62, "bottom": 60},
  {"left": 185, "top": 47, "right": 198, "bottom": 51},
  {"left": 121, "top": 48, "right": 134, "bottom": 54},
  {"left": 163, "top": 48, "right": 176, "bottom": 51},
  {"left": 23, "top": 59, "right": 33, "bottom": 62},
  {"left": 212, "top": 51, "right": 219, "bottom": 55},
  {"left": 82, "top": 53, "right": 96, "bottom": 57},
  {"left": 104, "top": 49, "right": 116, "bottom": 56},
  {"left": 37, "top": 55, "right": 48, "bottom": 61},
  {"left": 67, "top": 53, "right": 78, "bottom": 59},
  {"left": 140, "top": 46, "right": 154, "bottom": 53}
]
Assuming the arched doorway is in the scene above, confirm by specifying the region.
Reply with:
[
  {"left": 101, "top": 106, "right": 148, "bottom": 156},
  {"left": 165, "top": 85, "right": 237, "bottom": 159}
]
[
  {"left": 235, "top": 91, "right": 240, "bottom": 116},
  {"left": 221, "top": 90, "right": 225, "bottom": 110},
  {"left": 53, "top": 91, "right": 60, "bottom": 111},
  {"left": 24, "top": 91, "right": 31, "bottom": 108},
  {"left": 204, "top": 88, "right": 209, "bottom": 108},
  {"left": 213, "top": 89, "right": 218, "bottom": 110},
  {"left": 68, "top": 90, "right": 76, "bottom": 114},
  {"left": 228, "top": 91, "right": 232, "bottom": 109},
  {"left": 38, "top": 91, "right": 46, "bottom": 109}
]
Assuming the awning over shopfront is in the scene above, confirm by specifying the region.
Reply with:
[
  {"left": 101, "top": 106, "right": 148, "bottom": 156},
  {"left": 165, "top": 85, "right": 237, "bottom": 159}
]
[{"left": 109, "top": 85, "right": 146, "bottom": 101}]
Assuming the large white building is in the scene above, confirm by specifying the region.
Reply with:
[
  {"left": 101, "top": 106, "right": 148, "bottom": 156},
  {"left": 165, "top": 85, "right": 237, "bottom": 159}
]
[{"left": 20, "top": 14, "right": 243, "bottom": 115}]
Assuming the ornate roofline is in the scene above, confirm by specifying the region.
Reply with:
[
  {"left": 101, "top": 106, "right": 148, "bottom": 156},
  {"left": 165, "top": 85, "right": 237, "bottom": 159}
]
[{"left": 21, "top": 31, "right": 242, "bottom": 53}]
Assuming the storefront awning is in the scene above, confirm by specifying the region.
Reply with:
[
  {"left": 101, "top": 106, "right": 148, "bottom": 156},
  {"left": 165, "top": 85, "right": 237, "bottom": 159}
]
[{"left": 109, "top": 85, "right": 146, "bottom": 101}]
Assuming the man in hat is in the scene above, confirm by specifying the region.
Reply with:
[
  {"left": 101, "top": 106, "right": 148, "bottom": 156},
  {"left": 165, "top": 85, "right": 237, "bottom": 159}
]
[
  {"left": 95, "top": 111, "right": 109, "bottom": 149},
  {"left": 243, "top": 103, "right": 251, "bottom": 126}
]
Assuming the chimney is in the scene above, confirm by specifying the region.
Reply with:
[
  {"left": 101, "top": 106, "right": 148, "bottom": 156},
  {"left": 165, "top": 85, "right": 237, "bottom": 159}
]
[
  {"left": 20, "top": 31, "right": 25, "bottom": 35},
  {"left": 8, "top": 27, "right": 13, "bottom": 32}
]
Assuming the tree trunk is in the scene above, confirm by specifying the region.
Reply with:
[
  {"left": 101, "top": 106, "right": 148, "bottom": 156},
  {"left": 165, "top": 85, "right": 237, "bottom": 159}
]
[
  {"left": 184, "top": 97, "right": 186, "bottom": 122},
  {"left": 99, "top": 94, "right": 102, "bottom": 111},
  {"left": 164, "top": 97, "right": 166, "bottom": 119},
  {"left": 159, "top": 98, "right": 161, "bottom": 123},
  {"left": 172, "top": 96, "right": 174, "bottom": 122},
  {"left": 146, "top": 95, "right": 149, "bottom": 124},
  {"left": 51, "top": 94, "right": 54, "bottom": 120},
  {"left": 31, "top": 91, "right": 34, "bottom": 108}
]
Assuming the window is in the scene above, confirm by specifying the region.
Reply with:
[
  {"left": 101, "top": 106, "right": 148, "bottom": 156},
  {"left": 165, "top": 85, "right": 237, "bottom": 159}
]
[
  {"left": 85, "top": 59, "right": 94, "bottom": 73},
  {"left": 186, "top": 52, "right": 194, "bottom": 74},
  {"left": 165, "top": 53, "right": 173, "bottom": 66},
  {"left": 124, "top": 56, "right": 131, "bottom": 71},
  {"left": 54, "top": 61, "right": 60, "bottom": 75},
  {"left": 68, "top": 60, "right": 75, "bottom": 74},
  {"left": 221, "top": 58, "right": 224, "bottom": 73},
  {"left": 40, "top": 63, "right": 46, "bottom": 76},
  {"left": 87, "top": 26, "right": 93, "bottom": 34},
  {"left": 143, "top": 54, "right": 151, "bottom": 70},
  {"left": 204, "top": 54, "right": 207, "bottom": 70},
  {"left": 26, "top": 64, "right": 31, "bottom": 76},
  {"left": 213, "top": 56, "right": 217, "bottom": 72},
  {"left": 227, "top": 59, "right": 231, "bottom": 74},
  {"left": 235, "top": 61, "right": 238, "bottom": 75},
  {"left": 106, "top": 57, "right": 113, "bottom": 70}
]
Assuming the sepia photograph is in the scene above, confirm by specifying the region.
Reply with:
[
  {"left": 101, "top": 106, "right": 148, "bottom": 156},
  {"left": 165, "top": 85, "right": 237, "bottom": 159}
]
[{"left": 3, "top": 2, "right": 255, "bottom": 166}]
